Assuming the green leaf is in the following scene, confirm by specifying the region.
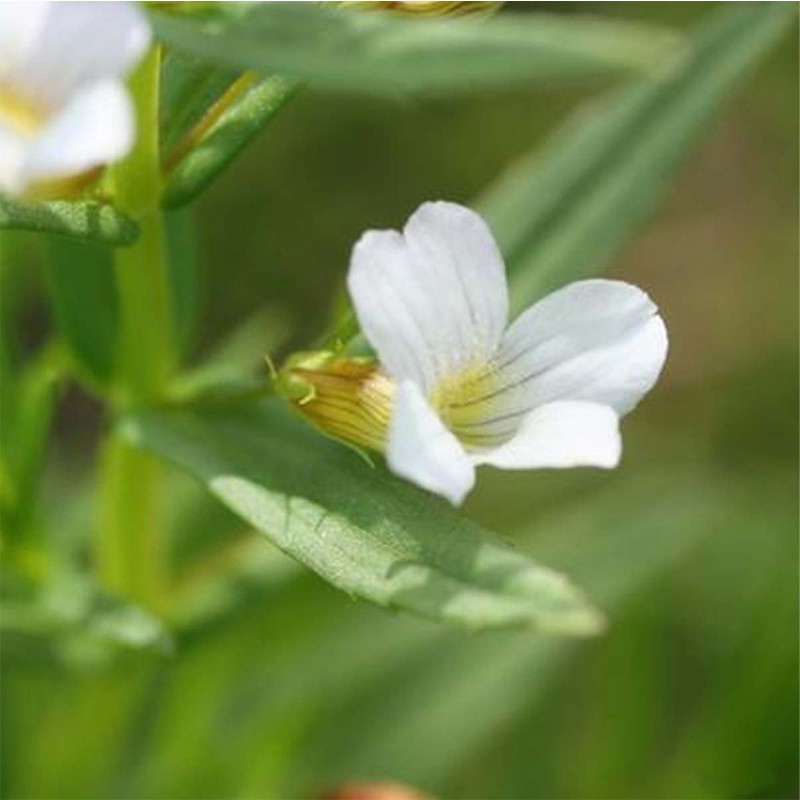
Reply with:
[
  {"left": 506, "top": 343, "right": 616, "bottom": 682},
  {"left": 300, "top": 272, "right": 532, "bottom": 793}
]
[
  {"left": 165, "top": 210, "right": 199, "bottom": 353},
  {"left": 45, "top": 214, "right": 199, "bottom": 384},
  {"left": 290, "top": 464, "right": 732, "bottom": 793},
  {"left": 163, "top": 75, "right": 297, "bottom": 209},
  {"left": 150, "top": 3, "right": 679, "bottom": 95},
  {"left": 0, "top": 196, "right": 139, "bottom": 247},
  {"left": 478, "top": 2, "right": 796, "bottom": 313},
  {"left": 46, "top": 237, "right": 118, "bottom": 385},
  {"left": 1, "top": 567, "right": 174, "bottom": 670},
  {"left": 0, "top": 300, "right": 17, "bottom": 508},
  {"left": 3, "top": 348, "right": 61, "bottom": 539},
  {"left": 0, "top": 341, "right": 62, "bottom": 539},
  {"left": 170, "top": 305, "right": 294, "bottom": 403},
  {"left": 160, "top": 50, "right": 239, "bottom": 155},
  {"left": 121, "top": 399, "right": 603, "bottom": 635}
]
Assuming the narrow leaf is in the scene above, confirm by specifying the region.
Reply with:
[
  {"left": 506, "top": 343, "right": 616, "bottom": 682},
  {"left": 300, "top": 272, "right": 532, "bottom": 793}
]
[
  {"left": 150, "top": 3, "right": 678, "bottom": 95},
  {"left": 3, "top": 347, "right": 61, "bottom": 539},
  {"left": 122, "top": 400, "right": 604, "bottom": 635},
  {"left": 165, "top": 210, "right": 199, "bottom": 353},
  {"left": 2, "top": 568, "right": 174, "bottom": 669},
  {"left": 46, "top": 237, "right": 118, "bottom": 385},
  {"left": 163, "top": 76, "right": 296, "bottom": 209},
  {"left": 0, "top": 196, "right": 139, "bottom": 247},
  {"left": 294, "top": 464, "right": 732, "bottom": 791},
  {"left": 160, "top": 50, "right": 239, "bottom": 154},
  {"left": 478, "top": 2, "right": 796, "bottom": 312}
]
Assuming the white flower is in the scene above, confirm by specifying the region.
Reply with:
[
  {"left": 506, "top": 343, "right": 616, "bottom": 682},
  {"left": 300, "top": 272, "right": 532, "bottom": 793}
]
[
  {"left": 0, "top": 1, "right": 150, "bottom": 196},
  {"left": 348, "top": 201, "right": 668, "bottom": 505}
]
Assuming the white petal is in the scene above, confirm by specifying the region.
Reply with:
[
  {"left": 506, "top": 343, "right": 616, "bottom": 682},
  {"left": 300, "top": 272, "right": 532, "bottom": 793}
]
[
  {"left": 0, "top": 2, "right": 150, "bottom": 107},
  {"left": 465, "top": 280, "right": 667, "bottom": 435},
  {"left": 21, "top": 81, "right": 133, "bottom": 186},
  {"left": 0, "top": 126, "right": 27, "bottom": 194},
  {"left": 347, "top": 201, "right": 508, "bottom": 393},
  {"left": 387, "top": 380, "right": 475, "bottom": 506},
  {"left": 0, "top": 4, "right": 48, "bottom": 83},
  {"left": 473, "top": 401, "right": 621, "bottom": 470}
]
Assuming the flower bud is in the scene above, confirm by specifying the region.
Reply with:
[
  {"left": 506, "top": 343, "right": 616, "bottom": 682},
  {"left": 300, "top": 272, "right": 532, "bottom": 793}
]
[
  {"left": 320, "top": 782, "right": 433, "bottom": 800},
  {"left": 333, "top": 2, "right": 502, "bottom": 16},
  {"left": 277, "top": 351, "right": 394, "bottom": 452}
]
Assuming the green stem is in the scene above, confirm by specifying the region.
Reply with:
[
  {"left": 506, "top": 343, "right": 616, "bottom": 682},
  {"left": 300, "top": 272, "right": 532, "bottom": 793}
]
[
  {"left": 98, "top": 435, "right": 166, "bottom": 612},
  {"left": 112, "top": 46, "right": 174, "bottom": 402},
  {"left": 98, "top": 46, "right": 173, "bottom": 612}
]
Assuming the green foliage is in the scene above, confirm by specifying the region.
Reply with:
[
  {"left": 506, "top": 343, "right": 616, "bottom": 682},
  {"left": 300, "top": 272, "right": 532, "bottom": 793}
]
[
  {"left": 160, "top": 50, "right": 239, "bottom": 155},
  {"left": 122, "top": 400, "right": 603, "bottom": 634},
  {"left": 1, "top": 567, "right": 173, "bottom": 670},
  {"left": 1, "top": 3, "right": 796, "bottom": 799},
  {"left": 150, "top": 2, "right": 679, "bottom": 94},
  {"left": 165, "top": 210, "right": 200, "bottom": 354},
  {"left": 160, "top": 47, "right": 298, "bottom": 209},
  {"left": 163, "top": 76, "right": 297, "bottom": 209},
  {"left": 0, "top": 196, "right": 139, "bottom": 246},
  {"left": 287, "top": 464, "right": 730, "bottom": 793},
  {"left": 45, "top": 238, "right": 118, "bottom": 386},
  {"left": 479, "top": 2, "right": 798, "bottom": 311},
  {"left": 0, "top": 345, "right": 61, "bottom": 539},
  {"left": 43, "top": 217, "right": 198, "bottom": 388}
]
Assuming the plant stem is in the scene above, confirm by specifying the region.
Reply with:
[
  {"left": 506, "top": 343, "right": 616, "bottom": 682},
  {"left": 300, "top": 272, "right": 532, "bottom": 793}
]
[
  {"left": 98, "top": 46, "right": 173, "bottom": 612},
  {"left": 112, "top": 46, "right": 174, "bottom": 402},
  {"left": 98, "top": 435, "right": 166, "bottom": 611}
]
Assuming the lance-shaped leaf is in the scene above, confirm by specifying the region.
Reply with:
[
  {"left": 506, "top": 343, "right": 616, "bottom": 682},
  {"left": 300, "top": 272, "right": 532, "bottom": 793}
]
[
  {"left": 149, "top": 3, "right": 678, "bottom": 95},
  {"left": 2, "top": 568, "right": 174, "bottom": 669},
  {"left": 163, "top": 75, "right": 297, "bottom": 209},
  {"left": 46, "top": 238, "right": 118, "bottom": 385},
  {"left": 44, "top": 215, "right": 197, "bottom": 386},
  {"left": 0, "top": 344, "right": 62, "bottom": 539},
  {"left": 121, "top": 399, "right": 604, "bottom": 635},
  {"left": 0, "top": 197, "right": 139, "bottom": 247},
  {"left": 161, "top": 50, "right": 240, "bottom": 155},
  {"left": 165, "top": 209, "right": 200, "bottom": 353},
  {"left": 478, "top": 2, "right": 795, "bottom": 312}
]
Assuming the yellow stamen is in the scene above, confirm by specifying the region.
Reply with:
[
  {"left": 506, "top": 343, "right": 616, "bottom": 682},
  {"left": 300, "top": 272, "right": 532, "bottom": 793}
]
[
  {"left": 0, "top": 86, "right": 48, "bottom": 136},
  {"left": 432, "top": 363, "right": 508, "bottom": 449}
]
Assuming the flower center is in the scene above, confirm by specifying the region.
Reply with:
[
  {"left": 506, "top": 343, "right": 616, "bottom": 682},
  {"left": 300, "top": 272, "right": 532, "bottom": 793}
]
[
  {"left": 432, "top": 364, "right": 511, "bottom": 450},
  {"left": 0, "top": 85, "right": 49, "bottom": 137}
]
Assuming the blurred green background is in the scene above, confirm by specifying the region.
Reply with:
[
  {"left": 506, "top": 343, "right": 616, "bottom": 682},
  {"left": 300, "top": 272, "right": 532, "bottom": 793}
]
[{"left": 2, "top": 3, "right": 798, "bottom": 799}]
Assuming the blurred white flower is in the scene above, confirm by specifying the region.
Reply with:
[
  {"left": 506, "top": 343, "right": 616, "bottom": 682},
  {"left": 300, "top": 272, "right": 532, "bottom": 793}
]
[
  {"left": 0, "top": 1, "right": 150, "bottom": 196},
  {"left": 348, "top": 201, "right": 668, "bottom": 505}
]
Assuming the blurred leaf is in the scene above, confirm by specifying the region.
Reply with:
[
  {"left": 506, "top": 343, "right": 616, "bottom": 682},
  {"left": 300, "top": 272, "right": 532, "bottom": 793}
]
[
  {"left": 478, "top": 2, "right": 796, "bottom": 312},
  {"left": 165, "top": 209, "right": 199, "bottom": 354},
  {"left": 170, "top": 305, "right": 293, "bottom": 404},
  {"left": 160, "top": 50, "right": 239, "bottom": 154},
  {"left": 0, "top": 310, "right": 16, "bottom": 517},
  {"left": 164, "top": 75, "right": 297, "bottom": 209},
  {"left": 150, "top": 3, "right": 679, "bottom": 95},
  {"left": 288, "top": 464, "right": 731, "bottom": 793},
  {"left": 0, "top": 345, "right": 62, "bottom": 539},
  {"left": 45, "top": 214, "right": 199, "bottom": 384},
  {"left": 121, "top": 399, "right": 603, "bottom": 635},
  {"left": 0, "top": 196, "right": 139, "bottom": 247},
  {"left": 136, "top": 576, "right": 435, "bottom": 799},
  {"left": 2, "top": 568, "right": 173, "bottom": 670},
  {"left": 46, "top": 237, "right": 118, "bottom": 385}
]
